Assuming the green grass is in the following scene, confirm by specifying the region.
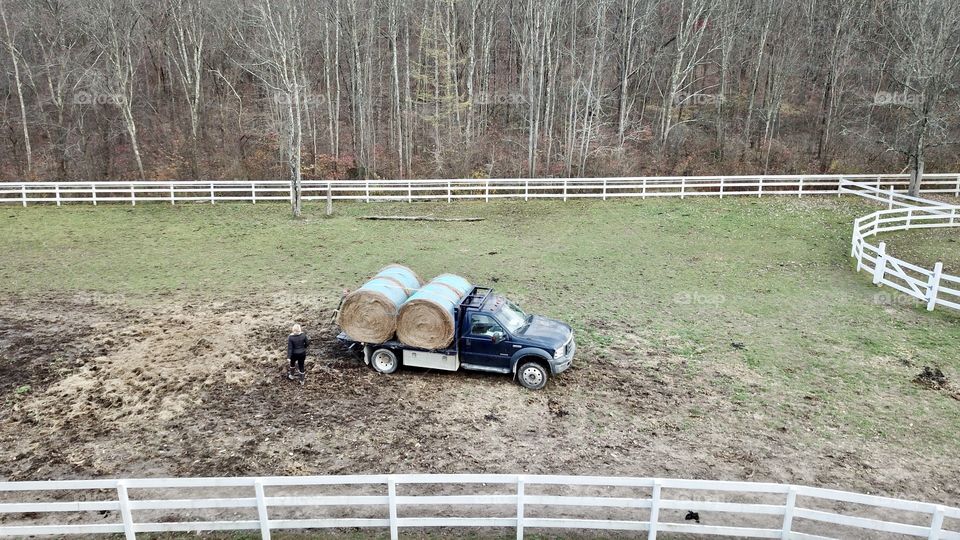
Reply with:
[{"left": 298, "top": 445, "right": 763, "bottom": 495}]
[
  {"left": 879, "top": 225, "right": 960, "bottom": 274},
  {"left": 2, "top": 197, "right": 960, "bottom": 452}
]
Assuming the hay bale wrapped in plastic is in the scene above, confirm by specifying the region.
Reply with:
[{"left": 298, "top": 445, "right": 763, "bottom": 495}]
[
  {"left": 337, "top": 264, "right": 422, "bottom": 343},
  {"left": 396, "top": 274, "right": 472, "bottom": 349}
]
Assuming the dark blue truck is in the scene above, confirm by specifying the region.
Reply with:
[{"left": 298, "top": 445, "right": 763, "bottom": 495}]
[{"left": 337, "top": 287, "right": 575, "bottom": 389}]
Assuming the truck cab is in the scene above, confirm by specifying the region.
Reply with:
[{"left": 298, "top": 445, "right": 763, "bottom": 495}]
[{"left": 338, "top": 287, "right": 575, "bottom": 390}]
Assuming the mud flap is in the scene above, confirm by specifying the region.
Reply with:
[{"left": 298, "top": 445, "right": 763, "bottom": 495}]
[{"left": 363, "top": 344, "right": 371, "bottom": 366}]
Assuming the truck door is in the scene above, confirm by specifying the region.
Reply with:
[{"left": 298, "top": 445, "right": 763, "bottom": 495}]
[{"left": 461, "top": 313, "right": 512, "bottom": 371}]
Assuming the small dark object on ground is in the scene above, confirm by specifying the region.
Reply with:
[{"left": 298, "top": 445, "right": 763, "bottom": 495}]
[
  {"left": 685, "top": 511, "right": 700, "bottom": 523},
  {"left": 548, "top": 398, "right": 569, "bottom": 417},
  {"left": 914, "top": 366, "right": 948, "bottom": 389},
  {"left": 731, "top": 341, "right": 746, "bottom": 350},
  {"left": 357, "top": 215, "right": 484, "bottom": 222}
]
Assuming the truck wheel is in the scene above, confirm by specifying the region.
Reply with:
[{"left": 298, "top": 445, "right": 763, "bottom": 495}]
[
  {"left": 517, "top": 361, "right": 549, "bottom": 390},
  {"left": 371, "top": 348, "right": 399, "bottom": 374}
]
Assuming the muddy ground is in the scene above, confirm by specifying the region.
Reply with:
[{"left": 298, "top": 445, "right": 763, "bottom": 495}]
[{"left": 1, "top": 293, "right": 958, "bottom": 530}]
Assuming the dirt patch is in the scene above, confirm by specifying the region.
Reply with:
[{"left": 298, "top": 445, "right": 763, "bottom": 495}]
[
  {"left": 914, "top": 366, "right": 948, "bottom": 389},
  {"left": 0, "top": 296, "right": 125, "bottom": 396},
  {"left": 913, "top": 366, "right": 960, "bottom": 401},
  {"left": 0, "top": 293, "right": 958, "bottom": 512}
]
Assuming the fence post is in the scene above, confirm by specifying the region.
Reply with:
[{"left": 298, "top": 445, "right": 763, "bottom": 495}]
[
  {"left": 680, "top": 178, "right": 685, "bottom": 199},
  {"left": 365, "top": 180, "right": 370, "bottom": 203},
  {"left": 21, "top": 184, "right": 27, "bottom": 207},
  {"left": 516, "top": 476, "right": 525, "bottom": 540},
  {"left": 525, "top": 179, "right": 529, "bottom": 201},
  {"left": 408, "top": 181, "right": 413, "bottom": 203},
  {"left": 326, "top": 182, "right": 333, "bottom": 215},
  {"left": 873, "top": 242, "right": 887, "bottom": 285},
  {"left": 955, "top": 176, "right": 959, "bottom": 198},
  {"left": 719, "top": 177, "right": 725, "bottom": 199},
  {"left": 486, "top": 179, "right": 490, "bottom": 202},
  {"left": 92, "top": 184, "right": 97, "bottom": 206},
  {"left": 781, "top": 486, "right": 797, "bottom": 539},
  {"left": 563, "top": 178, "right": 568, "bottom": 201},
  {"left": 647, "top": 480, "right": 661, "bottom": 540},
  {"left": 929, "top": 505, "right": 945, "bottom": 540},
  {"left": 55, "top": 184, "right": 61, "bottom": 206},
  {"left": 798, "top": 177, "right": 803, "bottom": 198},
  {"left": 758, "top": 177, "right": 763, "bottom": 198},
  {"left": 888, "top": 187, "right": 895, "bottom": 210},
  {"left": 602, "top": 178, "right": 607, "bottom": 200},
  {"left": 130, "top": 185, "right": 136, "bottom": 206},
  {"left": 254, "top": 480, "right": 271, "bottom": 540},
  {"left": 447, "top": 181, "right": 452, "bottom": 203},
  {"left": 388, "top": 476, "right": 399, "bottom": 540},
  {"left": 642, "top": 177, "right": 647, "bottom": 199},
  {"left": 210, "top": 183, "right": 215, "bottom": 204},
  {"left": 170, "top": 184, "right": 176, "bottom": 205},
  {"left": 926, "top": 262, "right": 944, "bottom": 311},
  {"left": 116, "top": 481, "right": 136, "bottom": 540},
  {"left": 252, "top": 183, "right": 257, "bottom": 204}
]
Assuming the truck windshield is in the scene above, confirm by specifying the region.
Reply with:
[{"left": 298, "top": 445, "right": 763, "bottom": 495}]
[{"left": 498, "top": 300, "right": 529, "bottom": 333}]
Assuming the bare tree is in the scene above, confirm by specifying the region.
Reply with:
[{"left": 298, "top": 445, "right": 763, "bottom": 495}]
[
  {"left": 658, "top": 0, "right": 718, "bottom": 150},
  {"left": 233, "top": 0, "right": 308, "bottom": 216},
  {"left": 0, "top": 0, "right": 32, "bottom": 175},
  {"left": 876, "top": 0, "right": 960, "bottom": 195},
  {"left": 81, "top": 0, "right": 147, "bottom": 180},
  {"left": 166, "top": 0, "right": 207, "bottom": 177},
  {"left": 1, "top": 0, "right": 960, "bottom": 183}
]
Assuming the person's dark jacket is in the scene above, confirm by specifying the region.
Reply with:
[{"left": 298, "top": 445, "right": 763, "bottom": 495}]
[{"left": 287, "top": 333, "right": 310, "bottom": 358}]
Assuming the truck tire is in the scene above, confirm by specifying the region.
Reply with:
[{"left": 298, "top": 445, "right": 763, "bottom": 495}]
[
  {"left": 371, "top": 348, "right": 399, "bottom": 374},
  {"left": 517, "top": 360, "right": 549, "bottom": 390}
]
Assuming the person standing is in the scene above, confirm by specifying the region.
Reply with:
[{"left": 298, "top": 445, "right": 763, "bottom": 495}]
[{"left": 287, "top": 324, "right": 310, "bottom": 383}]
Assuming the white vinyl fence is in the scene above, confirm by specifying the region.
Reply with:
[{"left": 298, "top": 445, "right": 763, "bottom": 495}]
[
  {"left": 2, "top": 173, "right": 960, "bottom": 205},
  {"left": 1, "top": 474, "right": 958, "bottom": 539},
  {"left": 841, "top": 180, "right": 960, "bottom": 312}
]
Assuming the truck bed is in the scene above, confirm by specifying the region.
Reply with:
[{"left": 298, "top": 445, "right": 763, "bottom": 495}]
[{"left": 336, "top": 332, "right": 457, "bottom": 356}]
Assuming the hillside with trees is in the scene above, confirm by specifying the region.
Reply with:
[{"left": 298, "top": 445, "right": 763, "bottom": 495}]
[{"left": 1, "top": 0, "right": 959, "bottom": 187}]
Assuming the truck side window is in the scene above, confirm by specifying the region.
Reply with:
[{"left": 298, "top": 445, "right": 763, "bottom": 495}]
[{"left": 470, "top": 314, "right": 503, "bottom": 337}]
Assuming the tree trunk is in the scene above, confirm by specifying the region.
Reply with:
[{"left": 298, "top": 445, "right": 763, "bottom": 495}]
[{"left": 0, "top": 0, "right": 32, "bottom": 176}]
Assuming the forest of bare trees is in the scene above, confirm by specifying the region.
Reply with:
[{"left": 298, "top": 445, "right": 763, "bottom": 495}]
[{"left": 1, "top": 0, "right": 959, "bottom": 190}]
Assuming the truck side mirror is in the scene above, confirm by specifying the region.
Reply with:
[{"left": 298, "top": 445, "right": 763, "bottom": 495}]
[{"left": 491, "top": 331, "right": 504, "bottom": 344}]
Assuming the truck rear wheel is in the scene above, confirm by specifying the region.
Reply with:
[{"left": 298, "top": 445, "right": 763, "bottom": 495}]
[
  {"left": 371, "top": 348, "right": 399, "bottom": 374},
  {"left": 517, "top": 361, "right": 549, "bottom": 390}
]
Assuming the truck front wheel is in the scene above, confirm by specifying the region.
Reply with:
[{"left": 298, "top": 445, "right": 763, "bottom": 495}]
[
  {"left": 517, "top": 361, "right": 549, "bottom": 390},
  {"left": 371, "top": 348, "right": 399, "bottom": 374}
]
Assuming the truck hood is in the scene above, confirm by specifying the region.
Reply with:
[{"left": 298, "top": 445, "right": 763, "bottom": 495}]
[{"left": 516, "top": 315, "right": 572, "bottom": 348}]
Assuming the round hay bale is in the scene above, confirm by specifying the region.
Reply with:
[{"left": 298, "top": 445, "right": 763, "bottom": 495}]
[
  {"left": 396, "top": 274, "right": 472, "bottom": 349},
  {"left": 337, "top": 264, "right": 422, "bottom": 343}
]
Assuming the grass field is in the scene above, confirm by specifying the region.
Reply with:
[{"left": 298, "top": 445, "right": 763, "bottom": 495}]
[{"left": 1, "top": 196, "right": 959, "bottom": 508}]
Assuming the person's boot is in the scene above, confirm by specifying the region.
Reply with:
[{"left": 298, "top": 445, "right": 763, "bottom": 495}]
[
  {"left": 296, "top": 370, "right": 306, "bottom": 384},
  {"left": 287, "top": 366, "right": 296, "bottom": 380}
]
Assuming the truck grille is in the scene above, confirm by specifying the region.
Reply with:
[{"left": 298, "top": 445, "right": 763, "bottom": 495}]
[{"left": 564, "top": 336, "right": 574, "bottom": 356}]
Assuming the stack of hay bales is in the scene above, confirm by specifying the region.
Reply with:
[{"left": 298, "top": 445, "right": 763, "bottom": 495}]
[
  {"left": 396, "top": 274, "right": 472, "bottom": 349},
  {"left": 337, "top": 264, "right": 422, "bottom": 343},
  {"left": 338, "top": 266, "right": 473, "bottom": 350}
]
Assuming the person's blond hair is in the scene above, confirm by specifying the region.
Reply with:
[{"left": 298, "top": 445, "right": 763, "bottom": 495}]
[{"left": 291, "top": 324, "right": 302, "bottom": 335}]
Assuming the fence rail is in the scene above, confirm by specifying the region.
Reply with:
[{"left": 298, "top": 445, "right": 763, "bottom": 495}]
[
  {"left": 2, "top": 173, "right": 960, "bottom": 205},
  {"left": 841, "top": 180, "right": 960, "bottom": 312},
  {"left": 1, "top": 474, "right": 958, "bottom": 539}
]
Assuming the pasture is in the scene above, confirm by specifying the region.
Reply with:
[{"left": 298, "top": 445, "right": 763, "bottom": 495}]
[{"left": 0, "top": 196, "right": 958, "bottom": 510}]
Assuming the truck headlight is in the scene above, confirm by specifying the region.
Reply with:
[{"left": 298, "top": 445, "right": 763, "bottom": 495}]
[{"left": 554, "top": 348, "right": 564, "bottom": 359}]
